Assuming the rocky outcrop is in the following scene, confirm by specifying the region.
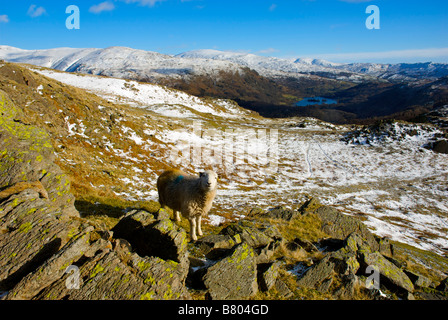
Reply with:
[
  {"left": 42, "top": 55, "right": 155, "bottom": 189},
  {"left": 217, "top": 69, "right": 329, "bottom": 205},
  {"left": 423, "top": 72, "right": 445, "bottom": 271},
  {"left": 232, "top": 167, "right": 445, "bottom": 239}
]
[
  {"left": 0, "top": 91, "right": 191, "bottom": 300},
  {"left": 427, "top": 139, "right": 448, "bottom": 154},
  {"left": 342, "top": 120, "right": 441, "bottom": 147},
  {"left": 203, "top": 243, "right": 258, "bottom": 300},
  {"left": 0, "top": 89, "right": 81, "bottom": 295},
  {"left": 186, "top": 218, "right": 283, "bottom": 299},
  {"left": 315, "top": 206, "right": 381, "bottom": 252}
]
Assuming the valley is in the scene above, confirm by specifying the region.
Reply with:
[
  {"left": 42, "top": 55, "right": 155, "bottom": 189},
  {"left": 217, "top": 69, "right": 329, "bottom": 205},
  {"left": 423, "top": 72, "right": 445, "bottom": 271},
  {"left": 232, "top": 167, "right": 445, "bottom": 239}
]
[
  {"left": 2, "top": 46, "right": 448, "bottom": 125},
  {"left": 1, "top": 61, "right": 446, "bottom": 257}
]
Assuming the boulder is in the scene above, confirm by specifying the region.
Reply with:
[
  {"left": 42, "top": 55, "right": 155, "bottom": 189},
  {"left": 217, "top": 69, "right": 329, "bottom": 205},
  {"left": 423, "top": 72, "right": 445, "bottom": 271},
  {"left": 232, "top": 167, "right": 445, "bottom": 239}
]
[
  {"left": 112, "top": 209, "right": 189, "bottom": 276},
  {"left": 360, "top": 252, "right": 414, "bottom": 293},
  {"left": 263, "top": 206, "right": 298, "bottom": 221},
  {"left": 5, "top": 229, "right": 108, "bottom": 300},
  {"left": 296, "top": 255, "right": 335, "bottom": 292},
  {"left": 258, "top": 261, "right": 282, "bottom": 292},
  {"left": 431, "top": 139, "right": 448, "bottom": 154},
  {"left": 220, "top": 219, "right": 281, "bottom": 249},
  {"left": 273, "top": 279, "right": 294, "bottom": 298},
  {"left": 255, "top": 240, "right": 281, "bottom": 264},
  {"left": 0, "top": 90, "right": 76, "bottom": 215},
  {"left": 219, "top": 219, "right": 282, "bottom": 265},
  {"left": 298, "top": 197, "right": 322, "bottom": 214},
  {"left": 203, "top": 243, "right": 258, "bottom": 300},
  {"left": 334, "top": 274, "right": 360, "bottom": 299},
  {"left": 391, "top": 242, "right": 448, "bottom": 276},
  {"left": 34, "top": 243, "right": 191, "bottom": 300},
  {"left": 315, "top": 206, "right": 380, "bottom": 252},
  {"left": 196, "top": 234, "right": 241, "bottom": 260},
  {"left": 405, "top": 271, "right": 433, "bottom": 289}
]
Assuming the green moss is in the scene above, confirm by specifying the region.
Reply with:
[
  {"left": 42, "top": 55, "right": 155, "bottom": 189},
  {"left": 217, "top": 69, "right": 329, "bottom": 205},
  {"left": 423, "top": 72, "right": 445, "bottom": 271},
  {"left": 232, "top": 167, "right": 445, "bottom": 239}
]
[
  {"left": 140, "top": 291, "right": 155, "bottom": 300},
  {"left": 157, "top": 219, "right": 175, "bottom": 233},
  {"left": 144, "top": 274, "right": 156, "bottom": 285},
  {"left": 137, "top": 260, "right": 151, "bottom": 272},
  {"left": 18, "top": 222, "right": 32, "bottom": 233},
  {"left": 163, "top": 287, "right": 174, "bottom": 299},
  {"left": 67, "top": 227, "right": 78, "bottom": 239},
  {"left": 90, "top": 263, "right": 105, "bottom": 278},
  {"left": 0, "top": 91, "right": 54, "bottom": 154},
  {"left": 227, "top": 243, "right": 253, "bottom": 264}
]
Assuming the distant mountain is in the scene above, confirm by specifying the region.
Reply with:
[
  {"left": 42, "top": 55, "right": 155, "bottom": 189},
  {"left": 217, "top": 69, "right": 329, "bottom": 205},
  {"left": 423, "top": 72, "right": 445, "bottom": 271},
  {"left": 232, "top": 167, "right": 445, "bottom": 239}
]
[
  {"left": 0, "top": 45, "right": 368, "bottom": 83},
  {"left": 176, "top": 49, "right": 364, "bottom": 81},
  {"left": 177, "top": 49, "right": 448, "bottom": 82},
  {"left": 337, "top": 62, "right": 448, "bottom": 81},
  {"left": 2, "top": 45, "right": 448, "bottom": 84},
  {"left": 0, "top": 45, "right": 243, "bottom": 82}
]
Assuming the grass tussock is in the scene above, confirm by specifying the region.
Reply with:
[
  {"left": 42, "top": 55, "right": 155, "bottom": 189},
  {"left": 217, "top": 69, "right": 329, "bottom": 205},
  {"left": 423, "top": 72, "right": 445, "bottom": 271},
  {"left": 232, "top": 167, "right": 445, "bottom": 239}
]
[{"left": 276, "top": 213, "right": 329, "bottom": 243}]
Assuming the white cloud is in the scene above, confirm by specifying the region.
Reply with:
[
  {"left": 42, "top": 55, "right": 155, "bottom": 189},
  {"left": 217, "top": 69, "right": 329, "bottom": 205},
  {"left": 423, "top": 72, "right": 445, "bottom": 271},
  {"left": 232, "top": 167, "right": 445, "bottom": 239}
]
[
  {"left": 120, "top": 0, "right": 166, "bottom": 7},
  {"left": 311, "top": 48, "right": 448, "bottom": 63},
  {"left": 27, "top": 5, "right": 46, "bottom": 18},
  {"left": 269, "top": 4, "right": 277, "bottom": 11},
  {"left": 0, "top": 15, "right": 9, "bottom": 23},
  {"left": 258, "top": 48, "right": 279, "bottom": 54},
  {"left": 90, "top": 1, "right": 116, "bottom": 14}
]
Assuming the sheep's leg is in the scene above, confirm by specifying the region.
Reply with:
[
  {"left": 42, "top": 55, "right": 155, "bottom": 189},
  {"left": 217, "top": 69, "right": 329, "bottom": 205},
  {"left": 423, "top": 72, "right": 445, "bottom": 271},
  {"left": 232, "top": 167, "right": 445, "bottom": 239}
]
[
  {"left": 174, "top": 211, "right": 181, "bottom": 222},
  {"left": 189, "top": 218, "right": 197, "bottom": 241},
  {"left": 196, "top": 216, "right": 203, "bottom": 237}
]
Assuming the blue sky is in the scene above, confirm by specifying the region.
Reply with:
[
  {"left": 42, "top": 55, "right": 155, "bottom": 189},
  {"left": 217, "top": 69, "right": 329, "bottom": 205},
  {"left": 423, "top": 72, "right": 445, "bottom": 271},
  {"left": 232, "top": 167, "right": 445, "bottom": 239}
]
[{"left": 0, "top": 0, "right": 447, "bottom": 63}]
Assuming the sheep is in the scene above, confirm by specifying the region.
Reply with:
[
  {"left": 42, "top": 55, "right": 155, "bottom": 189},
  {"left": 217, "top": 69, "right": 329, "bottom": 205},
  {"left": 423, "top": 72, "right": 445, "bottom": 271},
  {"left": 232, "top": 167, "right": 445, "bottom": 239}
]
[{"left": 157, "top": 169, "right": 218, "bottom": 241}]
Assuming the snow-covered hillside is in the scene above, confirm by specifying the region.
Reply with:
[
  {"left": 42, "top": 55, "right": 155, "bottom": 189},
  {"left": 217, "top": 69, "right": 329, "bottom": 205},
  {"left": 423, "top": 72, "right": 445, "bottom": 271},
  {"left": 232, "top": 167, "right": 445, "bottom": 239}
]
[{"left": 34, "top": 68, "right": 253, "bottom": 119}]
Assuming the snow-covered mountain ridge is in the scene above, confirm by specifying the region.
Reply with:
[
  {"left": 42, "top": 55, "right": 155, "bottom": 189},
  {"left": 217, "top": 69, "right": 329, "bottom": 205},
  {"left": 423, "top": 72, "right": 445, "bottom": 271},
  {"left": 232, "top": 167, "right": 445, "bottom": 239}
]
[
  {"left": 2, "top": 45, "right": 447, "bottom": 83},
  {"left": 0, "top": 45, "right": 244, "bottom": 82}
]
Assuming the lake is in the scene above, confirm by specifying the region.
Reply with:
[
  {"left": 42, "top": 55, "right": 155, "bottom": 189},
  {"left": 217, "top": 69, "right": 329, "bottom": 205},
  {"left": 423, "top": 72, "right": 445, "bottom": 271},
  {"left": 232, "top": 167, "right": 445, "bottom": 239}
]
[{"left": 296, "top": 97, "right": 338, "bottom": 107}]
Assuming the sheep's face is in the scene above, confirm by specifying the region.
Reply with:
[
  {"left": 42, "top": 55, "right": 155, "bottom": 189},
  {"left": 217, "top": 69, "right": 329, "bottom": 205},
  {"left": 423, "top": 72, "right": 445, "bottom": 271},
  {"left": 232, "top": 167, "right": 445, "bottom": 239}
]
[{"left": 199, "top": 170, "right": 218, "bottom": 191}]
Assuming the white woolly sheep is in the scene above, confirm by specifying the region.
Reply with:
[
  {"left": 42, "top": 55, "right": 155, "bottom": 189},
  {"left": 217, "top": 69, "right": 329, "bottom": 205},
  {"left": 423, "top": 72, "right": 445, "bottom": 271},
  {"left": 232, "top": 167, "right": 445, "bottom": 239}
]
[{"left": 157, "top": 169, "right": 218, "bottom": 241}]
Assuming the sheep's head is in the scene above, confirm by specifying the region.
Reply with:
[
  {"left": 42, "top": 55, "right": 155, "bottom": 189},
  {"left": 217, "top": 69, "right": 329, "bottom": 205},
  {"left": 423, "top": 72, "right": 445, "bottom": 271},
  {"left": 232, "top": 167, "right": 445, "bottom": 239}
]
[{"left": 199, "top": 170, "right": 218, "bottom": 191}]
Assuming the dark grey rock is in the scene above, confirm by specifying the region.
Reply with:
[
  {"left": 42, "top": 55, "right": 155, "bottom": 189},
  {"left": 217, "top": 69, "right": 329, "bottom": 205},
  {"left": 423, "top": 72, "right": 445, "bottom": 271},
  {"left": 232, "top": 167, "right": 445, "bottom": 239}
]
[
  {"left": 203, "top": 243, "right": 258, "bottom": 300},
  {"left": 436, "top": 277, "right": 448, "bottom": 292},
  {"left": 315, "top": 206, "right": 380, "bottom": 252},
  {"left": 296, "top": 255, "right": 335, "bottom": 290},
  {"left": 264, "top": 206, "right": 298, "bottom": 221},
  {"left": 258, "top": 261, "right": 282, "bottom": 292},
  {"left": 361, "top": 252, "right": 414, "bottom": 293}
]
